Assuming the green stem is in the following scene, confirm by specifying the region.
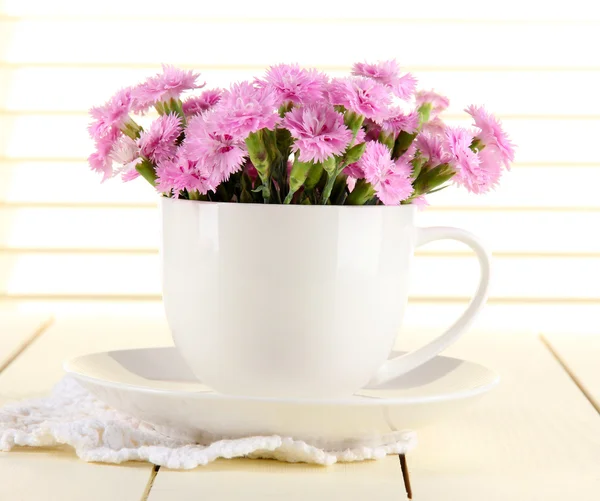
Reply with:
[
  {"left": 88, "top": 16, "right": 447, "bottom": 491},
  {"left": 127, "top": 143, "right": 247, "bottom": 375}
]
[
  {"left": 321, "top": 172, "right": 337, "bottom": 205},
  {"left": 135, "top": 158, "right": 157, "bottom": 187}
]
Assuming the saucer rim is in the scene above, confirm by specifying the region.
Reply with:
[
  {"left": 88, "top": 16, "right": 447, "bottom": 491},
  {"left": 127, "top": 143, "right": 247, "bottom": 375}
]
[{"left": 64, "top": 347, "right": 500, "bottom": 407}]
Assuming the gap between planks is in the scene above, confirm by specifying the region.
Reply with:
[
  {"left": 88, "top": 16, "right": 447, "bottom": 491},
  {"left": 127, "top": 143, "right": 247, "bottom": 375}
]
[
  {"left": 3, "top": 201, "right": 600, "bottom": 212},
  {"left": 0, "top": 316, "right": 54, "bottom": 374},
  {"left": 539, "top": 333, "right": 600, "bottom": 415},
  {"left": 141, "top": 465, "right": 161, "bottom": 501},
  {"left": 2, "top": 15, "right": 599, "bottom": 25},
  {"left": 4, "top": 248, "right": 600, "bottom": 259}
]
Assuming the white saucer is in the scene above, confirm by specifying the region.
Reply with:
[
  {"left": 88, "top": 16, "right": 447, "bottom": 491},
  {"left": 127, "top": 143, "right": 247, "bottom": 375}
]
[{"left": 64, "top": 348, "right": 499, "bottom": 447}]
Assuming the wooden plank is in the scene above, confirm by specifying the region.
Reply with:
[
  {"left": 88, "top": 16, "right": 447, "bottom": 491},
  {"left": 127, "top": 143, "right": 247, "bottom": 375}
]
[
  {"left": 1, "top": 19, "right": 598, "bottom": 67},
  {"left": 0, "top": 161, "right": 156, "bottom": 205},
  {"left": 1, "top": 0, "right": 598, "bottom": 21},
  {"left": 1, "top": 115, "right": 595, "bottom": 164},
  {"left": 0, "top": 315, "right": 171, "bottom": 399},
  {"left": 0, "top": 302, "right": 597, "bottom": 338},
  {"left": 148, "top": 330, "right": 600, "bottom": 499},
  {"left": 0, "top": 312, "right": 51, "bottom": 371},
  {"left": 0, "top": 207, "right": 159, "bottom": 250},
  {"left": 0, "top": 315, "right": 172, "bottom": 501},
  {"left": 2, "top": 162, "right": 599, "bottom": 209},
  {"left": 149, "top": 457, "right": 405, "bottom": 501},
  {"left": 542, "top": 332, "right": 600, "bottom": 413},
  {"left": 403, "top": 330, "right": 600, "bottom": 499},
  {"left": 2, "top": 207, "right": 600, "bottom": 253},
  {"left": 2, "top": 67, "right": 599, "bottom": 116},
  {"left": 1, "top": 252, "right": 599, "bottom": 299}
]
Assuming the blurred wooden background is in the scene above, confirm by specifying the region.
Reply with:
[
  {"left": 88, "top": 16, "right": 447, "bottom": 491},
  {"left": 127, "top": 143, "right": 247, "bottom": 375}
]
[{"left": 0, "top": 0, "right": 599, "bottom": 333}]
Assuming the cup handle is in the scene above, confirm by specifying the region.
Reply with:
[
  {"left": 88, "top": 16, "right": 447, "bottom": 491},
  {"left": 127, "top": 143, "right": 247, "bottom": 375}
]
[{"left": 368, "top": 226, "right": 492, "bottom": 386}]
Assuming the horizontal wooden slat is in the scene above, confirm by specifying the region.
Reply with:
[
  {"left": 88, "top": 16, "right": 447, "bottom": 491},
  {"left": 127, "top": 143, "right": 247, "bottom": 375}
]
[
  {"left": 1, "top": 115, "right": 595, "bottom": 163},
  {"left": 2, "top": 301, "right": 598, "bottom": 336},
  {"left": 0, "top": 207, "right": 596, "bottom": 254},
  {"left": 0, "top": 207, "right": 158, "bottom": 249},
  {"left": 2, "top": 0, "right": 599, "bottom": 20},
  {"left": 1, "top": 20, "right": 598, "bottom": 67},
  {"left": 2, "top": 67, "right": 600, "bottom": 116},
  {"left": 1, "top": 253, "right": 598, "bottom": 299},
  {"left": 0, "top": 161, "right": 155, "bottom": 205},
  {"left": 1, "top": 162, "right": 597, "bottom": 209}
]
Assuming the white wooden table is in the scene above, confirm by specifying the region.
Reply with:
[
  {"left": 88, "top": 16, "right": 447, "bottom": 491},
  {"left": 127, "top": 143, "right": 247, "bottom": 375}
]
[{"left": 1, "top": 312, "right": 599, "bottom": 500}]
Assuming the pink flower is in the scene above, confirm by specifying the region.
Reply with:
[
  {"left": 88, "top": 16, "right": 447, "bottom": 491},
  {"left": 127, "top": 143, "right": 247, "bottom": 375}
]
[
  {"left": 88, "top": 135, "right": 115, "bottom": 181},
  {"left": 352, "top": 60, "right": 417, "bottom": 99},
  {"left": 121, "top": 168, "right": 141, "bottom": 182},
  {"left": 466, "top": 105, "right": 515, "bottom": 169},
  {"left": 182, "top": 89, "right": 223, "bottom": 116},
  {"left": 88, "top": 87, "right": 133, "bottom": 141},
  {"left": 156, "top": 155, "right": 219, "bottom": 195},
  {"left": 132, "top": 65, "right": 203, "bottom": 113},
  {"left": 412, "top": 195, "right": 429, "bottom": 209},
  {"left": 213, "top": 81, "right": 279, "bottom": 138},
  {"left": 110, "top": 135, "right": 139, "bottom": 165},
  {"left": 184, "top": 113, "right": 247, "bottom": 181},
  {"left": 138, "top": 113, "right": 182, "bottom": 164},
  {"left": 282, "top": 104, "right": 353, "bottom": 163},
  {"left": 363, "top": 119, "right": 382, "bottom": 142},
  {"left": 415, "top": 130, "right": 452, "bottom": 166},
  {"left": 382, "top": 108, "right": 419, "bottom": 136},
  {"left": 354, "top": 126, "right": 367, "bottom": 144},
  {"left": 445, "top": 127, "right": 493, "bottom": 194},
  {"left": 358, "top": 141, "right": 414, "bottom": 205},
  {"left": 110, "top": 136, "right": 142, "bottom": 182},
  {"left": 415, "top": 90, "right": 450, "bottom": 118},
  {"left": 245, "top": 162, "right": 259, "bottom": 184},
  {"left": 263, "top": 64, "right": 327, "bottom": 106},
  {"left": 399, "top": 141, "right": 418, "bottom": 163},
  {"left": 421, "top": 117, "right": 446, "bottom": 136},
  {"left": 327, "top": 77, "right": 391, "bottom": 122},
  {"left": 343, "top": 162, "right": 365, "bottom": 179}
]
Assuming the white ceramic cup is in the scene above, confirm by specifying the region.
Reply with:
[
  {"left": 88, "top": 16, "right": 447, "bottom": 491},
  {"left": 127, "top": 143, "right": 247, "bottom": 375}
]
[{"left": 161, "top": 198, "right": 491, "bottom": 399}]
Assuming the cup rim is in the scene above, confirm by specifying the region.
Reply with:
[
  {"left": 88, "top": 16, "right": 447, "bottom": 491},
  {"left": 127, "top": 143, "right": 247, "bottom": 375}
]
[{"left": 160, "top": 196, "right": 418, "bottom": 212}]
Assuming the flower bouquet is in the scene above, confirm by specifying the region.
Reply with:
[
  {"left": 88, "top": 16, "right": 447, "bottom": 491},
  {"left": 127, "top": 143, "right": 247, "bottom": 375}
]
[
  {"left": 86, "top": 61, "right": 513, "bottom": 398},
  {"left": 88, "top": 61, "right": 515, "bottom": 207}
]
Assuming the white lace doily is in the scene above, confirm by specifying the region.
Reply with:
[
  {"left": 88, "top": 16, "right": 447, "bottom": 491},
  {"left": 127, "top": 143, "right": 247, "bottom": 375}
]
[{"left": 0, "top": 377, "right": 417, "bottom": 469}]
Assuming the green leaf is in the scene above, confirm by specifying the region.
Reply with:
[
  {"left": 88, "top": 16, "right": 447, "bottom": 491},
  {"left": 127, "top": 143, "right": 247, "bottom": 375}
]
[
  {"left": 276, "top": 127, "right": 293, "bottom": 154},
  {"left": 120, "top": 118, "right": 144, "bottom": 140},
  {"left": 135, "top": 158, "right": 157, "bottom": 187},
  {"left": 427, "top": 184, "right": 451, "bottom": 194},
  {"left": 410, "top": 155, "right": 426, "bottom": 180},
  {"left": 320, "top": 157, "right": 342, "bottom": 204},
  {"left": 304, "top": 163, "right": 324, "bottom": 190},
  {"left": 343, "top": 142, "right": 366, "bottom": 165},
  {"left": 285, "top": 159, "right": 314, "bottom": 204},
  {"left": 321, "top": 156, "right": 337, "bottom": 175},
  {"left": 240, "top": 172, "right": 254, "bottom": 203},
  {"left": 346, "top": 179, "right": 376, "bottom": 205},
  {"left": 417, "top": 103, "right": 432, "bottom": 126},
  {"left": 278, "top": 102, "right": 294, "bottom": 117},
  {"left": 343, "top": 110, "right": 365, "bottom": 138},
  {"left": 331, "top": 173, "right": 349, "bottom": 205},
  {"left": 470, "top": 138, "right": 486, "bottom": 153},
  {"left": 378, "top": 131, "right": 395, "bottom": 151},
  {"left": 413, "top": 163, "right": 456, "bottom": 194},
  {"left": 392, "top": 131, "right": 417, "bottom": 159},
  {"left": 245, "top": 129, "right": 281, "bottom": 202}
]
